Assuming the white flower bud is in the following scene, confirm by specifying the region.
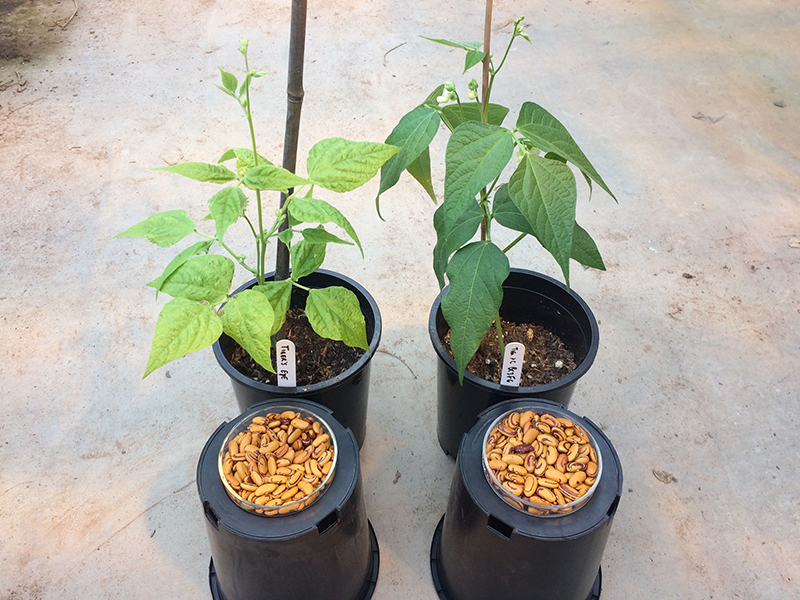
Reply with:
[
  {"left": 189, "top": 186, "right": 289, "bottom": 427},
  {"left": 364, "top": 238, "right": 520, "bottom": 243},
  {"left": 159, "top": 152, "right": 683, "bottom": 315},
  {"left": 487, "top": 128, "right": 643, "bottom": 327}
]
[
  {"left": 444, "top": 81, "right": 455, "bottom": 92},
  {"left": 468, "top": 90, "right": 477, "bottom": 100}
]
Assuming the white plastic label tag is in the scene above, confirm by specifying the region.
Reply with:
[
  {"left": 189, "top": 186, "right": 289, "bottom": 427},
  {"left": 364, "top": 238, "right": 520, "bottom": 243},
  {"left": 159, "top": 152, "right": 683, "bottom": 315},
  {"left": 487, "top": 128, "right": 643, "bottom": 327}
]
[
  {"left": 276, "top": 339, "right": 296, "bottom": 387},
  {"left": 501, "top": 342, "right": 525, "bottom": 387}
]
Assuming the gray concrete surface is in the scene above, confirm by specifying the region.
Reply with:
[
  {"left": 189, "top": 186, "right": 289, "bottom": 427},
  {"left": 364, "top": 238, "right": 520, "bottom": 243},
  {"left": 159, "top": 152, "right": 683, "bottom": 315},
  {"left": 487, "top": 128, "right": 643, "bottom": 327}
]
[{"left": 2, "top": 0, "right": 799, "bottom": 598}]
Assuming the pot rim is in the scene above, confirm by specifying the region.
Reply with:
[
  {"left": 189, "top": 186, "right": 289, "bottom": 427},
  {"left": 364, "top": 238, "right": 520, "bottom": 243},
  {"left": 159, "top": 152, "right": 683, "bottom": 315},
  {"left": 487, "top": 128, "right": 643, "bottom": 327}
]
[
  {"left": 428, "top": 268, "right": 599, "bottom": 393},
  {"left": 213, "top": 268, "right": 382, "bottom": 393}
]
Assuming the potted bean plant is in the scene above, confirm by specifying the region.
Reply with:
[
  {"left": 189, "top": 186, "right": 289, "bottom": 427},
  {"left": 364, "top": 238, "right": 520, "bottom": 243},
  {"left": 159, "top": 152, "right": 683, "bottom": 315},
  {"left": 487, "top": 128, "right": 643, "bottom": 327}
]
[
  {"left": 379, "top": 15, "right": 617, "bottom": 457},
  {"left": 117, "top": 40, "right": 398, "bottom": 446}
]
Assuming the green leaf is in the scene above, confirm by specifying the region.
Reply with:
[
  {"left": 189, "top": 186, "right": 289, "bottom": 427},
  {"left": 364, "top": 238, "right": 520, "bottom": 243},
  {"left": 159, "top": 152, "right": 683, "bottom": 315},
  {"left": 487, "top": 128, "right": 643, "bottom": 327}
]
[
  {"left": 219, "top": 290, "right": 275, "bottom": 373},
  {"left": 153, "top": 162, "right": 237, "bottom": 184},
  {"left": 290, "top": 239, "right": 327, "bottom": 280},
  {"left": 441, "top": 242, "right": 509, "bottom": 383},
  {"left": 443, "top": 121, "right": 515, "bottom": 230},
  {"left": 377, "top": 106, "right": 441, "bottom": 210},
  {"left": 432, "top": 200, "right": 482, "bottom": 288},
  {"left": 144, "top": 298, "right": 223, "bottom": 378},
  {"left": 305, "top": 287, "right": 368, "bottom": 350},
  {"left": 442, "top": 103, "right": 509, "bottom": 129},
  {"left": 494, "top": 184, "right": 605, "bottom": 270},
  {"left": 252, "top": 280, "right": 292, "bottom": 335},
  {"left": 147, "top": 240, "right": 214, "bottom": 295},
  {"left": 508, "top": 154, "right": 577, "bottom": 285},
  {"left": 159, "top": 254, "right": 235, "bottom": 303},
  {"left": 243, "top": 163, "right": 310, "bottom": 192},
  {"left": 277, "top": 228, "right": 294, "bottom": 246},
  {"left": 115, "top": 210, "right": 195, "bottom": 248},
  {"left": 218, "top": 67, "right": 238, "bottom": 93},
  {"left": 516, "top": 102, "right": 616, "bottom": 201},
  {"left": 287, "top": 197, "right": 362, "bottom": 255},
  {"left": 420, "top": 37, "right": 483, "bottom": 51},
  {"left": 422, "top": 84, "right": 445, "bottom": 109},
  {"left": 307, "top": 138, "right": 400, "bottom": 193},
  {"left": 300, "top": 225, "right": 353, "bottom": 246},
  {"left": 464, "top": 49, "right": 486, "bottom": 73},
  {"left": 208, "top": 187, "right": 248, "bottom": 242},
  {"left": 218, "top": 148, "right": 274, "bottom": 180},
  {"left": 406, "top": 146, "right": 437, "bottom": 203}
]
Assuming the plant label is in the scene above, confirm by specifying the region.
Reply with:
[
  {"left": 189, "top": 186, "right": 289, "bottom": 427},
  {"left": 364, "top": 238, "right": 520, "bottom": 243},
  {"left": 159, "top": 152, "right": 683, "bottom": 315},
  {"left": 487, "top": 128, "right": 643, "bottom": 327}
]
[
  {"left": 501, "top": 342, "right": 525, "bottom": 387},
  {"left": 276, "top": 339, "right": 296, "bottom": 387}
]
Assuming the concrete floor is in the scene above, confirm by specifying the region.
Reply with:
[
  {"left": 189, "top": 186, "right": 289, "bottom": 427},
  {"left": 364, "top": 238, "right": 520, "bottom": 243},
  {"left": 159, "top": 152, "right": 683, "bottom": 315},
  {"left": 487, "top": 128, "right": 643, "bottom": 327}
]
[{"left": 1, "top": 0, "right": 799, "bottom": 598}]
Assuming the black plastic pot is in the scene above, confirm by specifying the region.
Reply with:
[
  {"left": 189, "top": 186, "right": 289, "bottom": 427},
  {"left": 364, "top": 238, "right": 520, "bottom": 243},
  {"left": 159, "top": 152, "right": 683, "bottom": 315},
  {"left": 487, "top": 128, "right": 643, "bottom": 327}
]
[
  {"left": 197, "top": 398, "right": 379, "bottom": 600},
  {"left": 430, "top": 268, "right": 599, "bottom": 457},
  {"left": 213, "top": 269, "right": 382, "bottom": 448},
  {"left": 430, "top": 398, "right": 622, "bottom": 600}
]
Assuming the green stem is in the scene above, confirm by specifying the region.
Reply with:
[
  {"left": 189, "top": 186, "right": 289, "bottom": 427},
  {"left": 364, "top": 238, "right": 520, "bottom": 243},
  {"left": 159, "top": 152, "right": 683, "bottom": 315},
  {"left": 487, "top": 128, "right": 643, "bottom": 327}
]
[
  {"left": 495, "top": 311, "right": 505, "bottom": 357},
  {"left": 502, "top": 232, "right": 527, "bottom": 254}
]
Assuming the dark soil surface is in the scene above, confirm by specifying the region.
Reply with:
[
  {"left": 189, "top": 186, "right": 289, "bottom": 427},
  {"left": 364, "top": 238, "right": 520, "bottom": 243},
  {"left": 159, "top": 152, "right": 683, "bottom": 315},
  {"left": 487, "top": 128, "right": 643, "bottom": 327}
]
[
  {"left": 229, "top": 307, "right": 365, "bottom": 386},
  {"left": 443, "top": 318, "right": 577, "bottom": 386}
]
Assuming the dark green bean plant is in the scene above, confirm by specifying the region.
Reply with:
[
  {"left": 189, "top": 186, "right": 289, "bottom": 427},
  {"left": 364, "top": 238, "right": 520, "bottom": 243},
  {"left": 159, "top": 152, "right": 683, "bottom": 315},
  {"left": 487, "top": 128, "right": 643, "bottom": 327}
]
[
  {"left": 117, "top": 40, "right": 398, "bottom": 377},
  {"left": 378, "top": 17, "right": 616, "bottom": 383}
]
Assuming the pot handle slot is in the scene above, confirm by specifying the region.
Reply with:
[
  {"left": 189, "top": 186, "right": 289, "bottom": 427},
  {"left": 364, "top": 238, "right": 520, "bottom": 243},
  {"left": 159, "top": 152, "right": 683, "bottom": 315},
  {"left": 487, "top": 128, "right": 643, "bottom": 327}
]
[
  {"left": 204, "top": 502, "right": 220, "bottom": 530},
  {"left": 487, "top": 515, "right": 514, "bottom": 540},
  {"left": 317, "top": 509, "right": 339, "bottom": 536},
  {"left": 606, "top": 495, "right": 621, "bottom": 519}
]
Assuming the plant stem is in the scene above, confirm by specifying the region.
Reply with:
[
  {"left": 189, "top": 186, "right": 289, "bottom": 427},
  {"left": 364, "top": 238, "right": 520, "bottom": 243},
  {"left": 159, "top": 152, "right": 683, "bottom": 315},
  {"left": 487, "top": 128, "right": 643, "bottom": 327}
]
[
  {"left": 495, "top": 311, "right": 505, "bottom": 358},
  {"left": 277, "top": 0, "right": 308, "bottom": 282},
  {"left": 502, "top": 232, "right": 528, "bottom": 254}
]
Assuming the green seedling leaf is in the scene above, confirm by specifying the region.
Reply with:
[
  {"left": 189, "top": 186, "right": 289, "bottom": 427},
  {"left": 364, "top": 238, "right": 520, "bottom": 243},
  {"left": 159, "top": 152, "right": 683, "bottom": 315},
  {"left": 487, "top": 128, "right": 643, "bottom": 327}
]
[
  {"left": 277, "top": 228, "right": 294, "bottom": 247},
  {"left": 153, "top": 162, "right": 237, "bottom": 184},
  {"left": 441, "top": 241, "right": 509, "bottom": 383},
  {"left": 443, "top": 121, "right": 515, "bottom": 230},
  {"left": 306, "top": 287, "right": 368, "bottom": 350},
  {"left": 159, "top": 254, "right": 235, "bottom": 303},
  {"left": 494, "top": 184, "right": 605, "bottom": 270},
  {"left": 147, "top": 240, "right": 214, "bottom": 295},
  {"left": 422, "top": 84, "right": 445, "bottom": 109},
  {"left": 288, "top": 197, "right": 362, "bottom": 255},
  {"left": 115, "top": 210, "right": 196, "bottom": 248},
  {"left": 208, "top": 186, "right": 248, "bottom": 242},
  {"left": 463, "top": 49, "right": 486, "bottom": 73},
  {"left": 290, "top": 239, "right": 327, "bottom": 280},
  {"left": 432, "top": 200, "right": 482, "bottom": 288},
  {"left": 218, "top": 67, "right": 238, "bottom": 93},
  {"left": 406, "top": 146, "right": 437, "bottom": 203},
  {"left": 219, "top": 290, "right": 275, "bottom": 372},
  {"left": 420, "top": 37, "right": 483, "bottom": 51},
  {"left": 300, "top": 225, "right": 353, "bottom": 246},
  {"left": 508, "top": 154, "right": 577, "bottom": 285},
  {"left": 377, "top": 106, "right": 441, "bottom": 212},
  {"left": 144, "top": 298, "right": 223, "bottom": 378},
  {"left": 243, "top": 163, "right": 310, "bottom": 192},
  {"left": 442, "top": 103, "right": 509, "bottom": 129},
  {"left": 516, "top": 102, "right": 616, "bottom": 201},
  {"left": 218, "top": 148, "right": 274, "bottom": 180},
  {"left": 253, "top": 280, "right": 292, "bottom": 335},
  {"left": 307, "top": 138, "right": 400, "bottom": 193}
]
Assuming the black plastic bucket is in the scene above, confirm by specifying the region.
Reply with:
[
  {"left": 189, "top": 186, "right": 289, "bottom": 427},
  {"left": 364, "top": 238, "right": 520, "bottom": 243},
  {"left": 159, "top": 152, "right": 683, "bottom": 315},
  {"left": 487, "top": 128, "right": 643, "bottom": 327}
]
[
  {"left": 429, "top": 269, "right": 599, "bottom": 457},
  {"left": 430, "top": 398, "right": 622, "bottom": 600},
  {"left": 197, "top": 399, "right": 379, "bottom": 600},
  {"left": 213, "top": 269, "right": 382, "bottom": 447}
]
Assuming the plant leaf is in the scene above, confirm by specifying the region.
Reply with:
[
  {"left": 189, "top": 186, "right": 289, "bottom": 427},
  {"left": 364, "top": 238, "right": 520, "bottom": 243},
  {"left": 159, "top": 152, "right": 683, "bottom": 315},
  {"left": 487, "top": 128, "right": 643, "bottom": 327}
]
[
  {"left": 305, "top": 287, "right": 368, "bottom": 350},
  {"left": 287, "top": 197, "right": 362, "bottom": 255},
  {"left": 441, "top": 241, "right": 509, "bottom": 383},
  {"left": 253, "top": 280, "right": 292, "bottom": 336},
  {"left": 463, "top": 49, "right": 486, "bottom": 73},
  {"left": 516, "top": 102, "right": 616, "bottom": 201},
  {"left": 218, "top": 67, "right": 238, "bottom": 93},
  {"left": 494, "top": 184, "right": 605, "bottom": 270},
  {"left": 147, "top": 240, "right": 214, "bottom": 295},
  {"left": 406, "top": 146, "right": 437, "bottom": 203},
  {"left": 420, "top": 37, "right": 483, "bottom": 51},
  {"left": 219, "top": 290, "right": 275, "bottom": 373},
  {"left": 422, "top": 84, "right": 445, "bottom": 109},
  {"left": 442, "top": 103, "right": 509, "bottom": 129},
  {"left": 377, "top": 106, "right": 441, "bottom": 209},
  {"left": 159, "top": 254, "right": 235, "bottom": 303},
  {"left": 307, "top": 138, "right": 399, "bottom": 193},
  {"left": 153, "top": 162, "right": 237, "bottom": 184},
  {"left": 208, "top": 187, "right": 248, "bottom": 242},
  {"left": 443, "top": 121, "right": 515, "bottom": 231},
  {"left": 218, "top": 148, "right": 274, "bottom": 180},
  {"left": 243, "top": 163, "right": 310, "bottom": 192},
  {"left": 300, "top": 225, "right": 353, "bottom": 246},
  {"left": 290, "top": 238, "right": 327, "bottom": 280},
  {"left": 508, "top": 154, "right": 577, "bottom": 285},
  {"left": 115, "top": 210, "right": 196, "bottom": 248},
  {"left": 432, "top": 200, "right": 482, "bottom": 288},
  {"left": 144, "top": 298, "right": 223, "bottom": 378}
]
